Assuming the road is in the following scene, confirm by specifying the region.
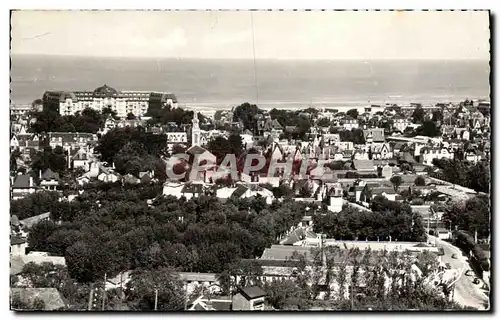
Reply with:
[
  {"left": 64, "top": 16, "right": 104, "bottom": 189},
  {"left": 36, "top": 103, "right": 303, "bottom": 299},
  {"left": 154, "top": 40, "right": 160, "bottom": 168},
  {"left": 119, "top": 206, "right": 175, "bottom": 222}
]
[{"left": 429, "top": 235, "right": 489, "bottom": 310}]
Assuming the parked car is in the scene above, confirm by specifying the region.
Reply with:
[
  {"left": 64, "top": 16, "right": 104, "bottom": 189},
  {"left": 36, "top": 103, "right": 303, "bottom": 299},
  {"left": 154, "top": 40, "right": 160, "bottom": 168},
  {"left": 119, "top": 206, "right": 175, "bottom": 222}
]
[
  {"left": 451, "top": 254, "right": 457, "bottom": 259},
  {"left": 465, "top": 270, "right": 474, "bottom": 276},
  {"left": 473, "top": 278, "right": 480, "bottom": 285}
]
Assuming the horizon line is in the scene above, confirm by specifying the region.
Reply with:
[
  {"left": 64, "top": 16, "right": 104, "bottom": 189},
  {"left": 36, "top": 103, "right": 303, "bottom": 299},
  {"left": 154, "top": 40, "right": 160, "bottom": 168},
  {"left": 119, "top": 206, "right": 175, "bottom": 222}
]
[{"left": 10, "top": 53, "right": 490, "bottom": 62}]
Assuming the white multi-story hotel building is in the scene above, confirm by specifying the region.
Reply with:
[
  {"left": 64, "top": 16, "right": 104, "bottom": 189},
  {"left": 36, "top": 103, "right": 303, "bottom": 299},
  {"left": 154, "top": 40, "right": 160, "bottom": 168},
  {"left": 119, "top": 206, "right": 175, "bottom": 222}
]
[{"left": 43, "top": 85, "right": 178, "bottom": 118}]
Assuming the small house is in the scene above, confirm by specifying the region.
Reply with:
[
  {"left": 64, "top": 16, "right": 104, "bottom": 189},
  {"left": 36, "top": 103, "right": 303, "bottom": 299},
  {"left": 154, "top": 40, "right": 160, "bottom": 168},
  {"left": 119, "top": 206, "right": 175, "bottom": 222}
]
[{"left": 232, "top": 286, "right": 267, "bottom": 311}]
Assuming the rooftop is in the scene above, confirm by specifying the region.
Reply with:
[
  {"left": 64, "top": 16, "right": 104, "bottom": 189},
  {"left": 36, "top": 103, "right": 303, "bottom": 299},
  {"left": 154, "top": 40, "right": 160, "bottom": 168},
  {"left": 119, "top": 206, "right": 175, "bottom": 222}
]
[
  {"left": 240, "top": 286, "right": 266, "bottom": 300},
  {"left": 12, "top": 175, "right": 34, "bottom": 189}
]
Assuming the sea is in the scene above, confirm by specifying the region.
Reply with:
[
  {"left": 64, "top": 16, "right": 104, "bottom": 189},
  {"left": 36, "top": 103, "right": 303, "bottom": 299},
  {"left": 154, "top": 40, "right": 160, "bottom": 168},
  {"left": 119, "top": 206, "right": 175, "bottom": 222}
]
[{"left": 10, "top": 55, "right": 490, "bottom": 114}]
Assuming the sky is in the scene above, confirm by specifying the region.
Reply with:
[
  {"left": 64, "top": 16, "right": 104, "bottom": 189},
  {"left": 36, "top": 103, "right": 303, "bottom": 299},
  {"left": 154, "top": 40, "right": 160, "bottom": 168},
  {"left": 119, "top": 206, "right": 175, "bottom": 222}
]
[{"left": 10, "top": 10, "right": 490, "bottom": 60}]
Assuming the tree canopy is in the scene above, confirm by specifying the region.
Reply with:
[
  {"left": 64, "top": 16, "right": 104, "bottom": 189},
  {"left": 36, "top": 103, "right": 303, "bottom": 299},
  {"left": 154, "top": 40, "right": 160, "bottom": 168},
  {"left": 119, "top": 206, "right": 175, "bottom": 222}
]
[
  {"left": 346, "top": 109, "right": 359, "bottom": 119},
  {"left": 431, "top": 158, "right": 490, "bottom": 193},
  {"left": 412, "top": 106, "right": 426, "bottom": 124},
  {"left": 24, "top": 183, "right": 311, "bottom": 283},
  {"left": 232, "top": 103, "right": 262, "bottom": 132},
  {"left": 31, "top": 108, "right": 105, "bottom": 134},
  {"left": 313, "top": 199, "right": 425, "bottom": 242}
]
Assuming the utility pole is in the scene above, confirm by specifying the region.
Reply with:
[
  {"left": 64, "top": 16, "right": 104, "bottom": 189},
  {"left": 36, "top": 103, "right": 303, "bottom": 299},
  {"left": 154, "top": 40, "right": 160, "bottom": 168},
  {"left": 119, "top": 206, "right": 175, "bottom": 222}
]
[
  {"left": 101, "top": 273, "right": 107, "bottom": 311},
  {"left": 119, "top": 272, "right": 124, "bottom": 309},
  {"left": 154, "top": 288, "right": 159, "bottom": 311},
  {"left": 87, "top": 285, "right": 94, "bottom": 311},
  {"left": 184, "top": 283, "right": 188, "bottom": 311},
  {"left": 350, "top": 285, "right": 354, "bottom": 310}
]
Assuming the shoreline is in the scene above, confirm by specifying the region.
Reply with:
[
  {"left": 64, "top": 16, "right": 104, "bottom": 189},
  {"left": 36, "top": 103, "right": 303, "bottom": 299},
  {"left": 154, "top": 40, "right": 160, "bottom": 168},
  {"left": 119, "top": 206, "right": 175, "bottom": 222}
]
[{"left": 177, "top": 96, "right": 489, "bottom": 111}]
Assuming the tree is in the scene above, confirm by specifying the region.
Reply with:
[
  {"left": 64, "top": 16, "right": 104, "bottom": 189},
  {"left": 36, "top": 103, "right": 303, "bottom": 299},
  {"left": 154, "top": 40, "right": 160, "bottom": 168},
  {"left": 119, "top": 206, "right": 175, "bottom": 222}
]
[
  {"left": 126, "top": 112, "right": 137, "bottom": 120},
  {"left": 346, "top": 109, "right": 359, "bottom": 119},
  {"left": 432, "top": 110, "right": 443, "bottom": 122},
  {"left": 414, "top": 176, "right": 426, "bottom": 186},
  {"left": 390, "top": 176, "right": 403, "bottom": 193},
  {"left": 102, "top": 107, "right": 118, "bottom": 120},
  {"left": 233, "top": 103, "right": 261, "bottom": 132},
  {"left": 264, "top": 279, "right": 310, "bottom": 310},
  {"left": 32, "top": 298, "right": 46, "bottom": 310},
  {"left": 228, "top": 134, "right": 244, "bottom": 157},
  {"left": 339, "top": 128, "right": 365, "bottom": 145},
  {"left": 10, "top": 191, "right": 61, "bottom": 220},
  {"left": 171, "top": 144, "right": 186, "bottom": 155},
  {"left": 11, "top": 293, "right": 31, "bottom": 310},
  {"left": 416, "top": 120, "right": 440, "bottom": 137},
  {"left": 272, "top": 184, "right": 294, "bottom": 199},
  {"left": 316, "top": 118, "right": 331, "bottom": 127},
  {"left": 412, "top": 106, "right": 426, "bottom": 124},
  {"left": 125, "top": 268, "right": 185, "bottom": 311},
  {"left": 10, "top": 148, "right": 21, "bottom": 174},
  {"left": 27, "top": 220, "right": 59, "bottom": 252},
  {"left": 367, "top": 147, "right": 373, "bottom": 160},
  {"left": 207, "top": 136, "right": 232, "bottom": 164},
  {"left": 31, "top": 146, "right": 68, "bottom": 175},
  {"left": 443, "top": 195, "right": 490, "bottom": 239},
  {"left": 298, "top": 185, "right": 312, "bottom": 198}
]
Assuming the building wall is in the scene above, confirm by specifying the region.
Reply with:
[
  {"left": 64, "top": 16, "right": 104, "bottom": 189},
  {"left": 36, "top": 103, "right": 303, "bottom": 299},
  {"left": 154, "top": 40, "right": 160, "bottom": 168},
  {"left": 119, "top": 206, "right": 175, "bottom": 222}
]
[
  {"left": 328, "top": 196, "right": 343, "bottom": 213},
  {"left": 55, "top": 92, "right": 176, "bottom": 118},
  {"left": 73, "top": 159, "right": 90, "bottom": 170},
  {"left": 394, "top": 120, "right": 409, "bottom": 132},
  {"left": 422, "top": 151, "right": 454, "bottom": 166},
  {"left": 343, "top": 122, "right": 359, "bottom": 130},
  {"left": 232, "top": 293, "right": 251, "bottom": 311},
  {"left": 10, "top": 243, "right": 27, "bottom": 256}
]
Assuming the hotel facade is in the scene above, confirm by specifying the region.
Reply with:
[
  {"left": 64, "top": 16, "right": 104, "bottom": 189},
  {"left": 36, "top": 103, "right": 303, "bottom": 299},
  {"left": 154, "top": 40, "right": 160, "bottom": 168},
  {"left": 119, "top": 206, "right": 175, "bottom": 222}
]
[{"left": 43, "top": 84, "right": 178, "bottom": 118}]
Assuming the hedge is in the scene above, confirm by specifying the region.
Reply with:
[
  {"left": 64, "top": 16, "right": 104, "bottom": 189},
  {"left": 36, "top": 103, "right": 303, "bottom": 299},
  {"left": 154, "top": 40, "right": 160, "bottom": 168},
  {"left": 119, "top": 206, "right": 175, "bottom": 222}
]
[{"left": 453, "top": 230, "right": 490, "bottom": 271}]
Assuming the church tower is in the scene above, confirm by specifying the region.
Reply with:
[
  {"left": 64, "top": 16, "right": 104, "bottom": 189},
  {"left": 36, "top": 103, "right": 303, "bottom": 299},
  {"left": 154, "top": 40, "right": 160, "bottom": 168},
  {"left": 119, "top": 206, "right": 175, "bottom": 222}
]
[{"left": 191, "top": 112, "right": 200, "bottom": 147}]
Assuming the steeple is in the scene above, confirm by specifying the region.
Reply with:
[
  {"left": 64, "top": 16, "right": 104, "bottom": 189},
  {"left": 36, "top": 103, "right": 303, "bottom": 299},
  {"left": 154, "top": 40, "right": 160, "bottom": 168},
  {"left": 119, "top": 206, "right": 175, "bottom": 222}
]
[
  {"left": 191, "top": 112, "right": 201, "bottom": 147},
  {"left": 192, "top": 112, "right": 199, "bottom": 130}
]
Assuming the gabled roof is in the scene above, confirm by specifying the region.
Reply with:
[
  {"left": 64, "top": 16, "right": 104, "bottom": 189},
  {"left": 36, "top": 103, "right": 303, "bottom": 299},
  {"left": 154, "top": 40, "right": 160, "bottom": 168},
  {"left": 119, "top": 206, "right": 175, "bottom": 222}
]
[
  {"left": 363, "top": 128, "right": 385, "bottom": 142},
  {"left": 12, "top": 175, "right": 34, "bottom": 189},
  {"left": 352, "top": 159, "right": 375, "bottom": 171},
  {"left": 391, "top": 142, "right": 404, "bottom": 149},
  {"left": 231, "top": 184, "right": 250, "bottom": 198},
  {"left": 47, "top": 132, "right": 94, "bottom": 144},
  {"left": 186, "top": 145, "right": 208, "bottom": 155},
  {"left": 177, "top": 272, "right": 218, "bottom": 282},
  {"left": 260, "top": 245, "right": 312, "bottom": 261},
  {"left": 138, "top": 171, "right": 152, "bottom": 178},
  {"left": 271, "top": 119, "right": 283, "bottom": 130},
  {"left": 11, "top": 235, "right": 27, "bottom": 246},
  {"left": 41, "top": 169, "right": 60, "bottom": 181},
  {"left": 282, "top": 228, "right": 306, "bottom": 245},
  {"left": 239, "top": 286, "right": 266, "bottom": 300},
  {"left": 19, "top": 212, "right": 51, "bottom": 229},
  {"left": 271, "top": 142, "right": 285, "bottom": 156},
  {"left": 71, "top": 148, "right": 89, "bottom": 160}
]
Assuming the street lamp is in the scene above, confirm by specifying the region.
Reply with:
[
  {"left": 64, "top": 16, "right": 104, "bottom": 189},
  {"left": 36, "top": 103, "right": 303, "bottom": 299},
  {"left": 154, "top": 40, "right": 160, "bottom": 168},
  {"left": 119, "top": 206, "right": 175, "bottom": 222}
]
[{"left": 154, "top": 286, "right": 159, "bottom": 311}]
